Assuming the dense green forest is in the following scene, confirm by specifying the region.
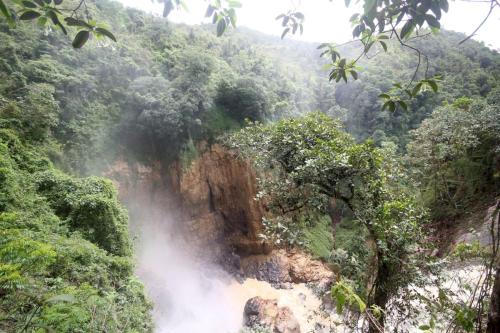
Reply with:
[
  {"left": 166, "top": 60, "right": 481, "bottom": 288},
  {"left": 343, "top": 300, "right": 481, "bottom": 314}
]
[{"left": 0, "top": 0, "right": 499, "bottom": 331}]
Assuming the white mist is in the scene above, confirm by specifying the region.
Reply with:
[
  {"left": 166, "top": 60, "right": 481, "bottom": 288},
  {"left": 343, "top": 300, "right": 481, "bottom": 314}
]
[{"left": 130, "top": 206, "right": 243, "bottom": 333}]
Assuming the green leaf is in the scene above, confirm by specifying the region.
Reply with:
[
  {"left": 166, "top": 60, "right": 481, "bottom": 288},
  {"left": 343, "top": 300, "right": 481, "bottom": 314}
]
[
  {"left": 282, "top": 16, "right": 289, "bottom": 27},
  {"left": 400, "top": 20, "right": 414, "bottom": 39},
  {"left": 335, "top": 292, "right": 346, "bottom": 314},
  {"left": 47, "top": 10, "right": 66, "bottom": 35},
  {"left": 163, "top": 0, "right": 174, "bottom": 17},
  {"left": 0, "top": 0, "right": 15, "bottom": 27},
  {"left": 72, "top": 30, "right": 90, "bottom": 48},
  {"left": 419, "top": 325, "right": 431, "bottom": 330},
  {"left": 354, "top": 294, "right": 366, "bottom": 312},
  {"left": 379, "top": 40, "right": 387, "bottom": 52},
  {"left": 440, "top": 0, "right": 449, "bottom": 12},
  {"left": 382, "top": 101, "right": 390, "bottom": 111},
  {"left": 427, "top": 79, "right": 438, "bottom": 92},
  {"left": 22, "top": 1, "right": 37, "bottom": 8},
  {"left": 64, "top": 17, "right": 93, "bottom": 29},
  {"left": 388, "top": 100, "right": 396, "bottom": 112},
  {"left": 95, "top": 27, "right": 117, "bottom": 42},
  {"left": 341, "top": 69, "right": 347, "bottom": 83},
  {"left": 294, "top": 12, "right": 304, "bottom": 20},
  {"left": 352, "top": 24, "right": 363, "bottom": 38},
  {"left": 430, "top": 317, "right": 436, "bottom": 328},
  {"left": 398, "top": 100, "right": 408, "bottom": 111},
  {"left": 412, "top": 82, "right": 423, "bottom": 96},
  {"left": 216, "top": 18, "right": 226, "bottom": 37},
  {"left": 425, "top": 14, "right": 440, "bottom": 29},
  {"left": 378, "top": 93, "right": 390, "bottom": 99},
  {"left": 430, "top": 1, "right": 442, "bottom": 20},
  {"left": 19, "top": 10, "right": 40, "bottom": 20},
  {"left": 363, "top": 0, "right": 376, "bottom": 15},
  {"left": 350, "top": 70, "right": 358, "bottom": 80},
  {"left": 205, "top": 4, "right": 215, "bottom": 18},
  {"left": 281, "top": 27, "right": 290, "bottom": 39}
]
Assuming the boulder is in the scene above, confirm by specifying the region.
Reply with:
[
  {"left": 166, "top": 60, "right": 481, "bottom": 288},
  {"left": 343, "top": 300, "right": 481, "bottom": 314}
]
[
  {"left": 240, "top": 249, "right": 335, "bottom": 286},
  {"left": 244, "top": 297, "right": 300, "bottom": 333}
]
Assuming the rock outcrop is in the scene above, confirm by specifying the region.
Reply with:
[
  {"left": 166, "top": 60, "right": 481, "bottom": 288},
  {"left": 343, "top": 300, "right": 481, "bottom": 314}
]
[
  {"left": 455, "top": 198, "right": 500, "bottom": 247},
  {"left": 244, "top": 297, "right": 301, "bottom": 333},
  {"left": 178, "top": 144, "right": 271, "bottom": 256},
  {"left": 240, "top": 249, "right": 335, "bottom": 287}
]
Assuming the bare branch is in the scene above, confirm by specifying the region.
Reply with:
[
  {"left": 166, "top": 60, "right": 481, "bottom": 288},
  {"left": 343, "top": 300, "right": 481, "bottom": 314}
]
[{"left": 459, "top": 0, "right": 497, "bottom": 45}]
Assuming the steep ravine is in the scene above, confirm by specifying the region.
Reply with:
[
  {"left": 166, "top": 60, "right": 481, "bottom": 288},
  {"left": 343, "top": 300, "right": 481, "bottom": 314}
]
[{"left": 104, "top": 144, "right": 335, "bottom": 332}]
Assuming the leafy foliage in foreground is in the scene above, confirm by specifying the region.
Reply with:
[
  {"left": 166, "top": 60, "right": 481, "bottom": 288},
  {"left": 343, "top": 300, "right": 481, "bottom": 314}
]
[{"left": 0, "top": 105, "right": 152, "bottom": 331}]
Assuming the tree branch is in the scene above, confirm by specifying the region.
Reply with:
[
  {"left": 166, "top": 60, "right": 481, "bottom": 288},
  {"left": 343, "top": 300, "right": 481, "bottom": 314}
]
[{"left": 459, "top": 0, "right": 497, "bottom": 45}]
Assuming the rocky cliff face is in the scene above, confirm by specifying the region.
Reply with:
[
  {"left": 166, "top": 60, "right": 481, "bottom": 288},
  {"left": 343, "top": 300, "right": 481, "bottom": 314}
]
[
  {"left": 105, "top": 144, "right": 334, "bottom": 286},
  {"left": 178, "top": 144, "right": 271, "bottom": 257}
]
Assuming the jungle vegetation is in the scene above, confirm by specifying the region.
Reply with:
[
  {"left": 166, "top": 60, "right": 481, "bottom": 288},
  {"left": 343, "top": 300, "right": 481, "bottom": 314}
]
[{"left": 0, "top": 0, "right": 499, "bottom": 332}]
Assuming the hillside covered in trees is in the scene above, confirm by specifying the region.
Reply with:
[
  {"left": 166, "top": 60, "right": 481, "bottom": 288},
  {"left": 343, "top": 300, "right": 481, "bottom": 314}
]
[{"left": 0, "top": 0, "right": 499, "bottom": 332}]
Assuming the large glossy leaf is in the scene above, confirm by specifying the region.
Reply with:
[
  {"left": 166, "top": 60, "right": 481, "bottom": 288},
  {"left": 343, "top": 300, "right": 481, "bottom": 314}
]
[
  {"left": 72, "top": 30, "right": 90, "bottom": 48},
  {"left": 425, "top": 14, "right": 440, "bottom": 29},
  {"left": 47, "top": 10, "right": 67, "bottom": 34},
  {"left": 64, "top": 17, "right": 93, "bottom": 29},
  {"left": 95, "top": 27, "right": 116, "bottom": 42},
  {"left": 19, "top": 10, "right": 41, "bottom": 20},
  {"left": 400, "top": 20, "right": 414, "bottom": 39},
  {"left": 216, "top": 18, "right": 226, "bottom": 37}
]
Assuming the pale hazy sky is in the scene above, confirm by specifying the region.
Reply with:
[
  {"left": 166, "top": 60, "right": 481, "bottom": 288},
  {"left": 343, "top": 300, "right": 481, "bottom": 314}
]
[{"left": 118, "top": 0, "right": 500, "bottom": 49}]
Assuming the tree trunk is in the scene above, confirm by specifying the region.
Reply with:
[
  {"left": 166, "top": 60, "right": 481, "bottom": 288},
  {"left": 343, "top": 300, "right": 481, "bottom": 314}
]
[
  {"left": 368, "top": 253, "right": 391, "bottom": 333},
  {"left": 486, "top": 265, "right": 500, "bottom": 332},
  {"left": 486, "top": 201, "right": 500, "bottom": 332}
]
